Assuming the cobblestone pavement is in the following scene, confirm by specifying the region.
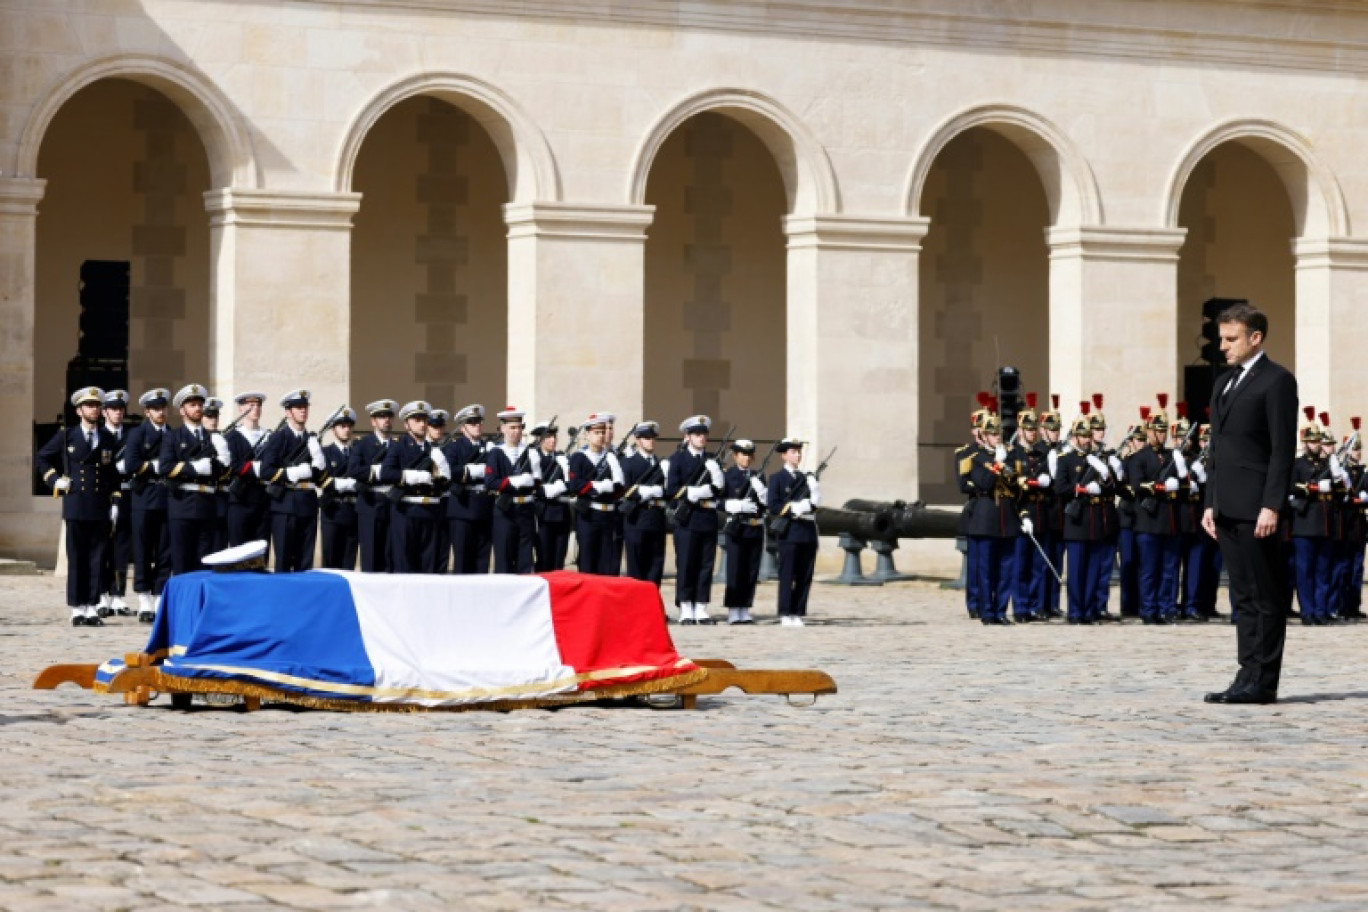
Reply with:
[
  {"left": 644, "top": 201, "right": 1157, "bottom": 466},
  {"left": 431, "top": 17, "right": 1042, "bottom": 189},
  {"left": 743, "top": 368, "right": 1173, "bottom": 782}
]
[{"left": 3, "top": 573, "right": 1368, "bottom": 910}]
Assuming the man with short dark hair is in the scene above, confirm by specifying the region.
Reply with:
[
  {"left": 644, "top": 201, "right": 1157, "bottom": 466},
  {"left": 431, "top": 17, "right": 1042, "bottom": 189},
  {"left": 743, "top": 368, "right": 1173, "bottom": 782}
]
[{"left": 1202, "top": 303, "right": 1298, "bottom": 705}]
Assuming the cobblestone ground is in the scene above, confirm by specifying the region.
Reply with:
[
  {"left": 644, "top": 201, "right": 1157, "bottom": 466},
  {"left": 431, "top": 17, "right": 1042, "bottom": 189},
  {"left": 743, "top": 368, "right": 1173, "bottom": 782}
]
[{"left": 2, "top": 573, "right": 1368, "bottom": 910}]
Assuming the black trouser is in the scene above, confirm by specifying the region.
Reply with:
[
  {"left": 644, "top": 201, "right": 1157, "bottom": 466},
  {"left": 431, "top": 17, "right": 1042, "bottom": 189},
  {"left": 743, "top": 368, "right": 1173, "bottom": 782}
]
[
  {"left": 625, "top": 528, "right": 667, "bottom": 586},
  {"left": 357, "top": 500, "right": 390, "bottom": 573},
  {"left": 101, "top": 503, "right": 132, "bottom": 596},
  {"left": 66, "top": 519, "right": 107, "bottom": 607},
  {"left": 610, "top": 514, "right": 625, "bottom": 576},
  {"left": 169, "top": 517, "right": 215, "bottom": 576},
  {"left": 673, "top": 522, "right": 718, "bottom": 605},
  {"left": 536, "top": 518, "right": 571, "bottom": 571},
  {"left": 320, "top": 518, "right": 358, "bottom": 570},
  {"left": 777, "top": 540, "right": 818, "bottom": 617},
  {"left": 449, "top": 517, "right": 492, "bottom": 574},
  {"left": 392, "top": 506, "right": 440, "bottom": 573},
  {"left": 227, "top": 500, "right": 270, "bottom": 548},
  {"left": 434, "top": 510, "right": 451, "bottom": 573},
  {"left": 724, "top": 531, "right": 764, "bottom": 608},
  {"left": 272, "top": 513, "right": 317, "bottom": 573},
  {"left": 575, "top": 510, "right": 618, "bottom": 575},
  {"left": 131, "top": 507, "right": 170, "bottom": 595},
  {"left": 1216, "top": 515, "right": 1288, "bottom": 695},
  {"left": 492, "top": 504, "right": 537, "bottom": 574}
]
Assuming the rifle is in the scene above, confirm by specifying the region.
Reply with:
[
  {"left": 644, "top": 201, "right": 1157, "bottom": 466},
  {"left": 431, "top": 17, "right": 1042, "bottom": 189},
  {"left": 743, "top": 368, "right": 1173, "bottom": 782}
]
[
  {"left": 615, "top": 419, "right": 641, "bottom": 457},
  {"left": 767, "top": 446, "right": 837, "bottom": 537},
  {"left": 1296, "top": 429, "right": 1359, "bottom": 514},
  {"left": 667, "top": 425, "right": 735, "bottom": 526},
  {"left": 572, "top": 443, "right": 620, "bottom": 517},
  {"left": 1138, "top": 419, "right": 1200, "bottom": 515},
  {"left": 266, "top": 406, "right": 347, "bottom": 500},
  {"left": 351, "top": 427, "right": 391, "bottom": 496},
  {"left": 620, "top": 438, "right": 682, "bottom": 521},
  {"left": 228, "top": 417, "right": 286, "bottom": 498},
  {"left": 723, "top": 439, "right": 781, "bottom": 537},
  {"left": 1063, "top": 443, "right": 1109, "bottom": 521},
  {"left": 496, "top": 415, "right": 555, "bottom": 513}
]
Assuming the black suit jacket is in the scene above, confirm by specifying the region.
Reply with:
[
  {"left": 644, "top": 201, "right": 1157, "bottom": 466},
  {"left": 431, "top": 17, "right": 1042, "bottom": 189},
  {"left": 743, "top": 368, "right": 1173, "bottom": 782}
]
[{"left": 1205, "top": 354, "right": 1298, "bottom": 522}]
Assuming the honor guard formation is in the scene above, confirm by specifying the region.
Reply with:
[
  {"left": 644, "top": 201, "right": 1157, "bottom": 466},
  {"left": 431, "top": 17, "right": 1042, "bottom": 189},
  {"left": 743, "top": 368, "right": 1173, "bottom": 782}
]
[
  {"left": 38, "top": 387, "right": 825, "bottom": 629},
  {"left": 957, "top": 391, "right": 1367, "bottom": 626}
]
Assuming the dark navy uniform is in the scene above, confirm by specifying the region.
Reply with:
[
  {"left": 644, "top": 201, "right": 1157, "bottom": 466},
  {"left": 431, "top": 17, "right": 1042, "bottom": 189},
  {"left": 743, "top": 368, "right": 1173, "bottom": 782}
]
[
  {"left": 722, "top": 461, "right": 767, "bottom": 617},
  {"left": 380, "top": 426, "right": 447, "bottom": 573},
  {"left": 259, "top": 424, "right": 322, "bottom": 573},
  {"left": 37, "top": 413, "right": 121, "bottom": 620},
  {"left": 445, "top": 433, "right": 495, "bottom": 574},
  {"left": 1129, "top": 440, "right": 1184, "bottom": 623},
  {"left": 159, "top": 421, "right": 226, "bottom": 575},
  {"left": 767, "top": 458, "right": 820, "bottom": 623},
  {"left": 1342, "top": 460, "right": 1367, "bottom": 619},
  {"left": 485, "top": 440, "right": 541, "bottom": 574},
  {"left": 124, "top": 414, "right": 171, "bottom": 608},
  {"left": 534, "top": 443, "right": 573, "bottom": 571},
  {"left": 1115, "top": 438, "right": 1142, "bottom": 618},
  {"left": 954, "top": 440, "right": 982, "bottom": 619},
  {"left": 100, "top": 408, "right": 133, "bottom": 613},
  {"left": 1054, "top": 441, "right": 1117, "bottom": 623},
  {"left": 348, "top": 430, "right": 393, "bottom": 572},
  {"left": 621, "top": 447, "right": 668, "bottom": 586},
  {"left": 569, "top": 446, "right": 624, "bottom": 576},
  {"left": 320, "top": 439, "right": 359, "bottom": 570},
  {"left": 1181, "top": 445, "right": 1222, "bottom": 619},
  {"left": 965, "top": 441, "right": 1023, "bottom": 624},
  {"left": 1013, "top": 437, "right": 1053, "bottom": 621},
  {"left": 226, "top": 424, "right": 273, "bottom": 548},
  {"left": 1290, "top": 447, "right": 1334, "bottom": 623},
  {"left": 664, "top": 442, "right": 722, "bottom": 617}
]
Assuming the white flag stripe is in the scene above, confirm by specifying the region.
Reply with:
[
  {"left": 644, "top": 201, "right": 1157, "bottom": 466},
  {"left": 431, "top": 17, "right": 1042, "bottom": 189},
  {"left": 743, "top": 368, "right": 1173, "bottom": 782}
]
[{"left": 326, "top": 572, "right": 576, "bottom": 706}]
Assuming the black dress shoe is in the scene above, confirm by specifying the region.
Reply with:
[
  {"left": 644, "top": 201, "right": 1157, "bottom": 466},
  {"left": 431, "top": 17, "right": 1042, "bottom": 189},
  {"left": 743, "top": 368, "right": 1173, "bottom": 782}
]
[
  {"left": 1204, "top": 690, "right": 1232, "bottom": 704},
  {"left": 71, "top": 615, "right": 86, "bottom": 627},
  {"left": 83, "top": 615, "right": 104, "bottom": 627},
  {"left": 1223, "top": 688, "right": 1277, "bottom": 705},
  {"left": 1066, "top": 617, "right": 1093, "bottom": 625},
  {"left": 137, "top": 611, "right": 155, "bottom": 624}
]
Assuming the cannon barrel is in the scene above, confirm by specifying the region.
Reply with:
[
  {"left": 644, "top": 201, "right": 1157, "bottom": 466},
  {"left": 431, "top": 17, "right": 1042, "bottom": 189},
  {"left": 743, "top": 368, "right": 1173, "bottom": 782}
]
[
  {"left": 814, "top": 506, "right": 894, "bottom": 540},
  {"left": 842, "top": 499, "right": 961, "bottom": 540}
]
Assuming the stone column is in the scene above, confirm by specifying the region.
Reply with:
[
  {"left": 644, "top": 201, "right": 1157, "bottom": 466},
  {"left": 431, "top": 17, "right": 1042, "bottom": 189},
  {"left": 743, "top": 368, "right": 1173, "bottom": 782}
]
[
  {"left": 0, "top": 178, "right": 53, "bottom": 561},
  {"left": 1047, "top": 226, "right": 1187, "bottom": 425},
  {"left": 503, "top": 202, "right": 655, "bottom": 422},
  {"left": 783, "top": 215, "right": 928, "bottom": 504},
  {"left": 1293, "top": 238, "right": 1368, "bottom": 423},
  {"left": 204, "top": 190, "right": 361, "bottom": 412}
]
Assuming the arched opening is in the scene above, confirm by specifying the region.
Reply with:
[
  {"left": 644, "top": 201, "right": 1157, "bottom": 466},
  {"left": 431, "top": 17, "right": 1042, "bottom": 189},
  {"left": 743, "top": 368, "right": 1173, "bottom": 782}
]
[
  {"left": 916, "top": 128, "right": 1051, "bottom": 503},
  {"left": 1176, "top": 142, "right": 1297, "bottom": 397},
  {"left": 642, "top": 111, "right": 787, "bottom": 438},
  {"left": 35, "top": 77, "right": 212, "bottom": 428},
  {"left": 348, "top": 96, "right": 509, "bottom": 410}
]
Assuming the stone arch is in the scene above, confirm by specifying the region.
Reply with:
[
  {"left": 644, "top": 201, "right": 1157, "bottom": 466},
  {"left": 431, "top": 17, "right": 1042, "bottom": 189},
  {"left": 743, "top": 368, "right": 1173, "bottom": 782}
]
[
  {"left": 906, "top": 104, "right": 1102, "bottom": 227},
  {"left": 334, "top": 73, "right": 560, "bottom": 203},
  {"left": 17, "top": 53, "right": 255, "bottom": 189},
  {"left": 1163, "top": 119, "right": 1348, "bottom": 238},
  {"left": 628, "top": 88, "right": 840, "bottom": 215}
]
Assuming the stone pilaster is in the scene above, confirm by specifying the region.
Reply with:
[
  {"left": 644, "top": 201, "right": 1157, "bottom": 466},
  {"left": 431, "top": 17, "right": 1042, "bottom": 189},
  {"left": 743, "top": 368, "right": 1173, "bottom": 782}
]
[
  {"left": 783, "top": 214, "right": 929, "bottom": 503},
  {"left": 1293, "top": 237, "right": 1368, "bottom": 422},
  {"left": 503, "top": 202, "right": 655, "bottom": 422}
]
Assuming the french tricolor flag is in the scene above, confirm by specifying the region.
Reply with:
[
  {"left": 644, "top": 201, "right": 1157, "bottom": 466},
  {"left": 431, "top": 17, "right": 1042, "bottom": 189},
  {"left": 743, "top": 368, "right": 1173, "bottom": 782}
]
[{"left": 106, "top": 571, "right": 700, "bottom": 707}]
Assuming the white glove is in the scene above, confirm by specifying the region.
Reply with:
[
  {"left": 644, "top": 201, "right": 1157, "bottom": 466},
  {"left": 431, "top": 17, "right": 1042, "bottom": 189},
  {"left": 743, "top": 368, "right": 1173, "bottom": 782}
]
[
  {"left": 510, "top": 472, "right": 535, "bottom": 489},
  {"left": 1086, "top": 454, "right": 1110, "bottom": 480},
  {"left": 369, "top": 464, "right": 382, "bottom": 481},
  {"left": 403, "top": 469, "right": 433, "bottom": 486},
  {"left": 638, "top": 484, "right": 664, "bottom": 500},
  {"left": 306, "top": 436, "right": 325, "bottom": 471},
  {"left": 1172, "top": 450, "right": 1188, "bottom": 479},
  {"left": 430, "top": 449, "right": 450, "bottom": 477},
  {"left": 807, "top": 474, "right": 822, "bottom": 506},
  {"left": 556, "top": 455, "right": 571, "bottom": 476},
  {"left": 749, "top": 476, "right": 766, "bottom": 498},
  {"left": 1020, "top": 517, "right": 1033, "bottom": 535},
  {"left": 789, "top": 498, "right": 812, "bottom": 517},
  {"left": 1359, "top": 490, "right": 1368, "bottom": 503},
  {"left": 1085, "top": 481, "right": 1102, "bottom": 496},
  {"left": 116, "top": 459, "right": 127, "bottom": 475},
  {"left": 543, "top": 480, "right": 567, "bottom": 499},
  {"left": 54, "top": 477, "right": 71, "bottom": 493},
  {"left": 587, "top": 479, "right": 612, "bottom": 495},
  {"left": 1163, "top": 477, "right": 1180, "bottom": 492},
  {"left": 1317, "top": 479, "right": 1332, "bottom": 493},
  {"left": 994, "top": 446, "right": 1007, "bottom": 463},
  {"left": 1331, "top": 454, "right": 1350, "bottom": 484},
  {"left": 1046, "top": 449, "right": 1059, "bottom": 478},
  {"left": 334, "top": 477, "right": 357, "bottom": 493},
  {"left": 705, "top": 458, "right": 724, "bottom": 489},
  {"left": 727, "top": 499, "right": 758, "bottom": 515},
  {"left": 686, "top": 484, "right": 712, "bottom": 503},
  {"left": 109, "top": 504, "right": 119, "bottom": 524},
  {"left": 212, "top": 433, "right": 231, "bottom": 466},
  {"left": 190, "top": 458, "right": 212, "bottom": 475},
  {"left": 1192, "top": 462, "right": 1207, "bottom": 484},
  {"left": 151, "top": 459, "right": 161, "bottom": 474},
  {"left": 1108, "top": 455, "right": 1124, "bottom": 477},
  {"left": 286, "top": 464, "right": 313, "bottom": 482}
]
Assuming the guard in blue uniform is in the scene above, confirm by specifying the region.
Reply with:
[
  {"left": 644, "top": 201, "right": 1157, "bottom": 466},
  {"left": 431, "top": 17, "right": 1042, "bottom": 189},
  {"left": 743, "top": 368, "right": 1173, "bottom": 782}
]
[
  {"left": 569, "top": 413, "right": 625, "bottom": 577},
  {"left": 721, "top": 439, "right": 767, "bottom": 624},
  {"left": 319, "top": 407, "right": 360, "bottom": 570},
  {"left": 1039, "top": 396, "right": 1066, "bottom": 617},
  {"left": 1170, "top": 407, "right": 1208, "bottom": 622},
  {"left": 1128, "top": 405, "right": 1185, "bottom": 624},
  {"left": 485, "top": 406, "right": 541, "bottom": 574},
  {"left": 1341, "top": 431, "right": 1367, "bottom": 619},
  {"left": 346, "top": 399, "right": 397, "bottom": 573},
  {"left": 444, "top": 404, "right": 495, "bottom": 574},
  {"left": 36, "top": 386, "right": 121, "bottom": 626},
  {"left": 1322, "top": 422, "right": 1352, "bottom": 622},
  {"left": 201, "top": 397, "right": 231, "bottom": 551},
  {"left": 664, "top": 415, "right": 723, "bottom": 624},
  {"left": 1088, "top": 394, "right": 1123, "bottom": 622},
  {"left": 767, "top": 438, "right": 821, "bottom": 627},
  {"left": 98, "top": 389, "right": 134, "bottom": 618},
  {"left": 965, "top": 413, "right": 1023, "bottom": 625},
  {"left": 1289, "top": 410, "right": 1334, "bottom": 624},
  {"left": 1013, "top": 398, "right": 1053, "bottom": 622},
  {"left": 224, "top": 391, "right": 273, "bottom": 551},
  {"left": 621, "top": 421, "right": 668, "bottom": 587},
  {"left": 380, "top": 401, "right": 450, "bottom": 573},
  {"left": 532, "top": 420, "right": 573, "bottom": 571},
  {"left": 956, "top": 394, "right": 993, "bottom": 619},
  {"left": 1054, "top": 410, "right": 1117, "bottom": 624},
  {"left": 125, "top": 388, "right": 172, "bottom": 622},
  {"left": 1186, "top": 423, "right": 1224, "bottom": 618},
  {"left": 259, "top": 390, "right": 324, "bottom": 573},
  {"left": 160, "top": 384, "right": 228, "bottom": 576}
]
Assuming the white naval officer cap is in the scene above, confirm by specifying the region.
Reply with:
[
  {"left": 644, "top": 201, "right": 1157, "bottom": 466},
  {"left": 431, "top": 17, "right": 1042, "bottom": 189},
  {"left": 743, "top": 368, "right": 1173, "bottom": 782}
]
[
  {"left": 679, "top": 414, "right": 712, "bottom": 435},
  {"left": 775, "top": 437, "right": 805, "bottom": 453},
  {"left": 398, "top": 400, "right": 431, "bottom": 421},
  {"left": 102, "top": 389, "right": 129, "bottom": 408},
  {"left": 279, "top": 389, "right": 311, "bottom": 408},
  {"left": 496, "top": 405, "right": 525, "bottom": 423},
  {"left": 731, "top": 438, "right": 756, "bottom": 454},
  {"left": 427, "top": 408, "right": 450, "bottom": 427},
  {"left": 632, "top": 421, "right": 660, "bottom": 439},
  {"left": 234, "top": 391, "right": 267, "bottom": 405},
  {"left": 366, "top": 399, "right": 398, "bottom": 416},
  {"left": 455, "top": 404, "right": 486, "bottom": 424},
  {"left": 202, "top": 540, "right": 268, "bottom": 573},
  {"left": 172, "top": 383, "right": 208, "bottom": 408},
  {"left": 581, "top": 412, "right": 611, "bottom": 430},
  {"left": 139, "top": 388, "right": 171, "bottom": 408},
  {"left": 334, "top": 406, "right": 357, "bottom": 425},
  {"left": 203, "top": 397, "right": 225, "bottom": 416},
  {"left": 70, "top": 386, "right": 105, "bottom": 407}
]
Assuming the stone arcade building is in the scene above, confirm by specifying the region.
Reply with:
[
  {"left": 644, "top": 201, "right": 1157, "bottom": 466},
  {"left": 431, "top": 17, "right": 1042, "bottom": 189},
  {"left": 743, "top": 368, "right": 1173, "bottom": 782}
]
[{"left": 4, "top": 0, "right": 1368, "bottom": 563}]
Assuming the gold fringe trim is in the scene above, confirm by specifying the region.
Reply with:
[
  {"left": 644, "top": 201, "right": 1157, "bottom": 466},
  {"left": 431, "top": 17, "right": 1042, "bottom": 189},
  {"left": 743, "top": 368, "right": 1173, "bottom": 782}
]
[{"left": 142, "top": 667, "right": 708, "bottom": 713}]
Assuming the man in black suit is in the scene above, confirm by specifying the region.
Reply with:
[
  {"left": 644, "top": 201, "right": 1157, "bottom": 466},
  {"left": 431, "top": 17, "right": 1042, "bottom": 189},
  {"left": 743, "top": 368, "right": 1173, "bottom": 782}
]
[{"left": 1201, "top": 303, "right": 1298, "bottom": 705}]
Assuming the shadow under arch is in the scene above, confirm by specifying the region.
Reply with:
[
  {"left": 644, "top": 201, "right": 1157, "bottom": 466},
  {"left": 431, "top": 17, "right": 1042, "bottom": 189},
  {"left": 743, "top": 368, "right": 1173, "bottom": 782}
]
[
  {"left": 16, "top": 53, "right": 256, "bottom": 190},
  {"left": 1162, "top": 119, "right": 1348, "bottom": 238},
  {"left": 906, "top": 103, "right": 1102, "bottom": 227},
  {"left": 334, "top": 73, "right": 560, "bottom": 204},
  {"left": 628, "top": 87, "right": 840, "bottom": 216}
]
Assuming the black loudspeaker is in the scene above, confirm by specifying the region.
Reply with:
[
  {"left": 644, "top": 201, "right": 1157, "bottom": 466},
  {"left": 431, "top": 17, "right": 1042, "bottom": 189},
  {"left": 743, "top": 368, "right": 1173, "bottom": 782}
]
[
  {"left": 996, "top": 366, "right": 1022, "bottom": 439},
  {"left": 62, "top": 260, "right": 130, "bottom": 424},
  {"left": 1184, "top": 364, "right": 1233, "bottom": 427}
]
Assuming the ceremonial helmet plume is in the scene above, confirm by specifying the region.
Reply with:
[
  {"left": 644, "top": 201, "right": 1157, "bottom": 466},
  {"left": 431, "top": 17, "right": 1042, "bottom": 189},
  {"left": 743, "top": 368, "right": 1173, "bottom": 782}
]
[
  {"left": 1156, "top": 392, "right": 1169, "bottom": 410},
  {"left": 1079, "top": 400, "right": 1091, "bottom": 416},
  {"left": 1353, "top": 417, "right": 1363, "bottom": 431},
  {"left": 1092, "top": 393, "right": 1104, "bottom": 410},
  {"left": 976, "top": 391, "right": 992, "bottom": 408},
  {"left": 1139, "top": 406, "right": 1152, "bottom": 420},
  {"left": 1320, "top": 411, "right": 1331, "bottom": 427},
  {"left": 1026, "top": 392, "right": 1038, "bottom": 409},
  {"left": 1304, "top": 405, "right": 1316, "bottom": 421},
  {"left": 1051, "top": 393, "right": 1060, "bottom": 410},
  {"left": 1176, "top": 401, "right": 1188, "bottom": 419}
]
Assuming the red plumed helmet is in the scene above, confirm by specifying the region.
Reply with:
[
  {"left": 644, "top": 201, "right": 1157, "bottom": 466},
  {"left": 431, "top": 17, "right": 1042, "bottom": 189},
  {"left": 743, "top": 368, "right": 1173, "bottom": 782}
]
[
  {"left": 1026, "top": 392, "right": 1038, "bottom": 409},
  {"left": 977, "top": 391, "right": 992, "bottom": 408},
  {"left": 1176, "top": 401, "right": 1188, "bottom": 419},
  {"left": 1139, "top": 406, "right": 1152, "bottom": 420},
  {"left": 1080, "top": 401, "right": 1091, "bottom": 416},
  {"left": 1051, "top": 394, "right": 1060, "bottom": 410},
  {"left": 1303, "top": 405, "right": 1316, "bottom": 421},
  {"left": 989, "top": 396, "right": 999, "bottom": 413},
  {"left": 1156, "top": 392, "right": 1169, "bottom": 409},
  {"left": 1353, "top": 417, "right": 1362, "bottom": 431},
  {"left": 1320, "top": 411, "right": 1330, "bottom": 427},
  {"left": 1092, "top": 393, "right": 1104, "bottom": 409}
]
